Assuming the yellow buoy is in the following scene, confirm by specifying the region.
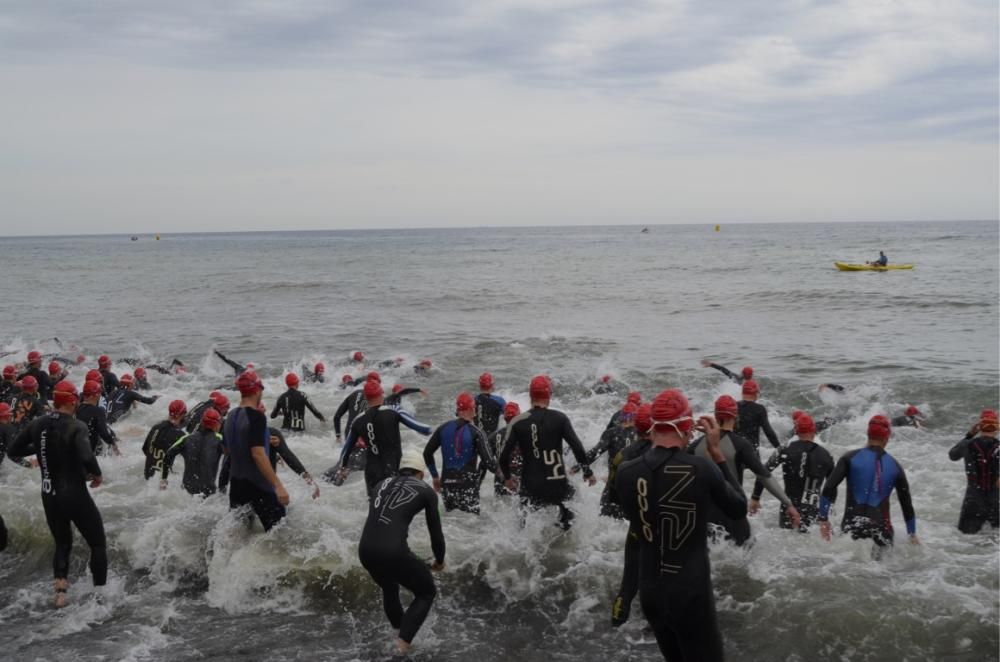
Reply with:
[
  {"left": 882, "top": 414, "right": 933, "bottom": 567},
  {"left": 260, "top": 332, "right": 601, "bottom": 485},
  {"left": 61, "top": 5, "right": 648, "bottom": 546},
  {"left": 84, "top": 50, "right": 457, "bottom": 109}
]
[
  {"left": 155, "top": 235, "right": 160, "bottom": 240},
  {"left": 714, "top": 225, "right": 720, "bottom": 232}
]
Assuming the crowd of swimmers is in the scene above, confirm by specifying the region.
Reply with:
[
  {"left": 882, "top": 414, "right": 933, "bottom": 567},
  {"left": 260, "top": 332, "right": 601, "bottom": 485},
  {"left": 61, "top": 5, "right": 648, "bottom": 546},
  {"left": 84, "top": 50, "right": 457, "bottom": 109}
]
[{"left": 0, "top": 348, "right": 996, "bottom": 660}]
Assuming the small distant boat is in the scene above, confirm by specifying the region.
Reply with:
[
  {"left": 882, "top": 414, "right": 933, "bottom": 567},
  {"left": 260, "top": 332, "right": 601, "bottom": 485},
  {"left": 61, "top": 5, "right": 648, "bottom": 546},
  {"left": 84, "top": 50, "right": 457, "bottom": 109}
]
[
  {"left": 131, "top": 236, "right": 139, "bottom": 241},
  {"left": 640, "top": 227, "right": 649, "bottom": 234},
  {"left": 834, "top": 262, "right": 914, "bottom": 272}
]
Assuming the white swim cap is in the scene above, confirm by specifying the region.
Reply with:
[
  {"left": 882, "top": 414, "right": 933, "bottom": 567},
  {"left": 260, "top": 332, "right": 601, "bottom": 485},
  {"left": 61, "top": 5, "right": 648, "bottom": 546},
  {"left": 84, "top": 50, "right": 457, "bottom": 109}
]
[{"left": 398, "top": 447, "right": 427, "bottom": 475}]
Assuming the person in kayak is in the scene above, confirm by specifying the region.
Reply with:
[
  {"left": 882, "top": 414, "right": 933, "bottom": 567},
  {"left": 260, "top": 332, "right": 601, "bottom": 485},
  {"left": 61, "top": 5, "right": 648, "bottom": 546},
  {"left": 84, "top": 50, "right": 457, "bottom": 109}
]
[
  {"left": 948, "top": 409, "right": 999, "bottom": 533},
  {"left": 700, "top": 360, "right": 753, "bottom": 385},
  {"left": 874, "top": 251, "right": 888, "bottom": 266}
]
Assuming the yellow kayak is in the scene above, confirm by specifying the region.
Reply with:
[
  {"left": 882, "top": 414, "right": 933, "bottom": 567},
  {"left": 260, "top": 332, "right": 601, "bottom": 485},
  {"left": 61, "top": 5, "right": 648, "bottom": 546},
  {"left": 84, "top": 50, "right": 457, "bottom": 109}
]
[{"left": 834, "top": 262, "right": 914, "bottom": 271}]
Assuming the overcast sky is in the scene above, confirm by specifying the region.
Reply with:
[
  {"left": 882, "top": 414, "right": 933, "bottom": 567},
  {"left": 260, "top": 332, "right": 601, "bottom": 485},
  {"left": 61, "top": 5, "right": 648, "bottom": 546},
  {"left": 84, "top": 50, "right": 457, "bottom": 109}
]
[{"left": 1, "top": 0, "right": 997, "bottom": 235}]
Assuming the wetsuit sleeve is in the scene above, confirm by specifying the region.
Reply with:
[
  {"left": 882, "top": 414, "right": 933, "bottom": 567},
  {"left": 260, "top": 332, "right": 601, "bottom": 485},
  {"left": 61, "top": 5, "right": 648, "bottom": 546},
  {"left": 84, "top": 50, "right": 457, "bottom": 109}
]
[
  {"left": 490, "top": 394, "right": 506, "bottom": 408},
  {"left": 398, "top": 411, "right": 432, "bottom": 436},
  {"left": 423, "top": 426, "right": 443, "bottom": 479},
  {"left": 473, "top": 424, "right": 496, "bottom": 474},
  {"left": 750, "top": 449, "right": 783, "bottom": 500},
  {"left": 760, "top": 411, "right": 779, "bottom": 449},
  {"left": 94, "top": 408, "right": 117, "bottom": 447},
  {"left": 584, "top": 429, "right": 613, "bottom": 466},
  {"left": 214, "top": 350, "right": 244, "bottom": 374},
  {"left": 823, "top": 383, "right": 846, "bottom": 393},
  {"left": 304, "top": 396, "right": 325, "bottom": 421},
  {"left": 71, "top": 422, "right": 101, "bottom": 477},
  {"left": 270, "top": 393, "right": 286, "bottom": 420},
  {"left": 333, "top": 396, "right": 352, "bottom": 435},
  {"left": 7, "top": 425, "right": 38, "bottom": 459},
  {"left": 561, "top": 415, "right": 594, "bottom": 478},
  {"left": 741, "top": 444, "right": 792, "bottom": 507},
  {"left": 498, "top": 424, "right": 516, "bottom": 478},
  {"left": 424, "top": 490, "right": 446, "bottom": 563},
  {"left": 818, "top": 454, "right": 850, "bottom": 520},
  {"left": 274, "top": 435, "right": 307, "bottom": 475},
  {"left": 396, "top": 388, "right": 422, "bottom": 398},
  {"left": 708, "top": 363, "right": 739, "bottom": 382},
  {"left": 338, "top": 427, "right": 359, "bottom": 468},
  {"left": 708, "top": 460, "right": 748, "bottom": 520},
  {"left": 895, "top": 465, "right": 917, "bottom": 536},
  {"left": 161, "top": 434, "right": 189, "bottom": 479},
  {"left": 948, "top": 438, "right": 971, "bottom": 461},
  {"left": 129, "top": 391, "right": 158, "bottom": 406}
]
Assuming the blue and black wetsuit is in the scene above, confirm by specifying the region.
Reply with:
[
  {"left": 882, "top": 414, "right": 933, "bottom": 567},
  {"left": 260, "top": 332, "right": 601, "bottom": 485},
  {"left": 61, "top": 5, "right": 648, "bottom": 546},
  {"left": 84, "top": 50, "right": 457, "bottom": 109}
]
[
  {"left": 359, "top": 472, "right": 445, "bottom": 645},
  {"left": 106, "top": 387, "right": 157, "bottom": 424},
  {"left": 8, "top": 413, "right": 107, "bottom": 586},
  {"left": 819, "top": 445, "right": 916, "bottom": 549},
  {"left": 225, "top": 406, "right": 284, "bottom": 531},
  {"left": 948, "top": 434, "right": 999, "bottom": 533},
  {"left": 339, "top": 405, "right": 432, "bottom": 497},
  {"left": 616, "top": 445, "right": 746, "bottom": 661},
  {"left": 473, "top": 393, "right": 506, "bottom": 436},
  {"left": 752, "top": 439, "right": 835, "bottom": 530},
  {"left": 423, "top": 418, "right": 494, "bottom": 514},
  {"left": 384, "top": 388, "right": 421, "bottom": 410}
]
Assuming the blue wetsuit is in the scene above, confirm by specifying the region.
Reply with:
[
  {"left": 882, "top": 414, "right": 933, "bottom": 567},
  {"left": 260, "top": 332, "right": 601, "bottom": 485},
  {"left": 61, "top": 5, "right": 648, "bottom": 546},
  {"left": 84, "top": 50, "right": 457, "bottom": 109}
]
[
  {"left": 422, "top": 418, "right": 494, "bottom": 514},
  {"left": 819, "top": 445, "right": 916, "bottom": 549}
]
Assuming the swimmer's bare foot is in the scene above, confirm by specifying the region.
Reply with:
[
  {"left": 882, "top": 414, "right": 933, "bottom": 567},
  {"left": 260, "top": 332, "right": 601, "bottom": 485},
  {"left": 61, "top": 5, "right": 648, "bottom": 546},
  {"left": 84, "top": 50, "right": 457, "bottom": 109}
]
[
  {"left": 54, "top": 579, "right": 68, "bottom": 608},
  {"left": 394, "top": 638, "right": 411, "bottom": 656}
]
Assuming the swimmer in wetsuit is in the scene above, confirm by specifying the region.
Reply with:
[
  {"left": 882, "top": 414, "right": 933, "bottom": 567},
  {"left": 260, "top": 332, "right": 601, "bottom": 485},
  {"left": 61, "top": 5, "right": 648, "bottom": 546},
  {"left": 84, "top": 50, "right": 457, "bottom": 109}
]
[
  {"left": 333, "top": 380, "right": 432, "bottom": 497},
  {"left": 97, "top": 355, "right": 119, "bottom": 395},
  {"left": 609, "top": 402, "right": 652, "bottom": 627},
  {"left": 8, "top": 381, "right": 107, "bottom": 608},
  {"left": 689, "top": 395, "right": 800, "bottom": 545},
  {"left": 47, "top": 361, "right": 68, "bottom": 387},
  {"left": 186, "top": 392, "right": 230, "bottom": 434},
  {"left": 423, "top": 392, "right": 495, "bottom": 514},
  {"left": 819, "top": 415, "right": 919, "bottom": 556},
  {"left": 1, "top": 365, "right": 21, "bottom": 404},
  {"left": 735, "top": 380, "right": 779, "bottom": 456},
  {"left": 132, "top": 367, "right": 151, "bottom": 391},
  {"left": 384, "top": 383, "right": 425, "bottom": 410},
  {"left": 358, "top": 448, "right": 445, "bottom": 657},
  {"left": 751, "top": 412, "right": 834, "bottom": 532},
  {"left": 18, "top": 350, "right": 53, "bottom": 401},
  {"left": 574, "top": 402, "right": 638, "bottom": 519},
  {"left": 0, "top": 402, "right": 33, "bottom": 469},
  {"left": 106, "top": 373, "right": 159, "bottom": 424},
  {"left": 892, "top": 406, "right": 925, "bottom": 430},
  {"left": 213, "top": 349, "right": 250, "bottom": 376},
  {"left": 474, "top": 372, "right": 506, "bottom": 436},
  {"left": 498, "top": 376, "right": 596, "bottom": 530},
  {"left": 11, "top": 376, "right": 47, "bottom": 432},
  {"left": 948, "top": 409, "right": 999, "bottom": 533},
  {"left": 302, "top": 362, "right": 326, "bottom": 384},
  {"left": 701, "top": 359, "right": 754, "bottom": 385},
  {"left": 76, "top": 380, "right": 119, "bottom": 456},
  {"left": 270, "top": 373, "right": 326, "bottom": 432},
  {"left": 491, "top": 402, "right": 522, "bottom": 496},
  {"left": 616, "top": 389, "right": 746, "bottom": 661},
  {"left": 142, "top": 400, "right": 189, "bottom": 480},
  {"left": 160, "top": 408, "right": 224, "bottom": 497},
  {"left": 605, "top": 392, "right": 642, "bottom": 430}
]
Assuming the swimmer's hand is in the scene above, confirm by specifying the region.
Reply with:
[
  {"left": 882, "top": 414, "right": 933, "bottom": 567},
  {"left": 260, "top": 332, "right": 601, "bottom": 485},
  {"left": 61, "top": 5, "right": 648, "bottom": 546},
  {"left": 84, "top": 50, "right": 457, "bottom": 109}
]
[{"left": 819, "top": 520, "right": 832, "bottom": 542}]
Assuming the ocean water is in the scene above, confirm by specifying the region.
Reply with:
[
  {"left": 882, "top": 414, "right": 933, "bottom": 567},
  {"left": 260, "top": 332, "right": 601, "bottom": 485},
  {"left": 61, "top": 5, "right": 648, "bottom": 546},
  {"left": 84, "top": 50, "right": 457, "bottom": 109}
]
[{"left": 0, "top": 220, "right": 997, "bottom": 661}]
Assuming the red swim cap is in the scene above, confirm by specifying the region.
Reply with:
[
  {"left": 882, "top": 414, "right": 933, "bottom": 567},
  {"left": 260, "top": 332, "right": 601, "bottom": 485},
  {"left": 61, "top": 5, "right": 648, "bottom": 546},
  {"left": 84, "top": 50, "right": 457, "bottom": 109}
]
[
  {"left": 285, "top": 373, "right": 299, "bottom": 388},
  {"left": 2, "top": 365, "right": 14, "bottom": 380},
  {"left": 418, "top": 359, "right": 433, "bottom": 368},
  {"left": 635, "top": 402, "right": 654, "bottom": 435},
  {"left": 651, "top": 389, "right": 693, "bottom": 434},
  {"left": 82, "top": 380, "right": 102, "bottom": 398},
  {"left": 791, "top": 409, "right": 805, "bottom": 421},
  {"left": 742, "top": 366, "right": 754, "bottom": 379},
  {"left": 714, "top": 395, "right": 738, "bottom": 420},
  {"left": 211, "top": 392, "right": 230, "bottom": 413},
  {"left": 363, "top": 379, "right": 384, "bottom": 401},
  {"left": 201, "top": 407, "right": 222, "bottom": 430},
  {"left": 367, "top": 371, "right": 381, "bottom": 383},
  {"left": 742, "top": 380, "right": 759, "bottom": 396},
  {"left": 905, "top": 405, "right": 921, "bottom": 417},
  {"left": 86, "top": 369, "right": 102, "bottom": 383},
  {"left": 352, "top": 351, "right": 365, "bottom": 362},
  {"left": 48, "top": 361, "right": 61, "bottom": 376},
  {"left": 0, "top": 402, "right": 10, "bottom": 420},
  {"left": 479, "top": 372, "right": 494, "bottom": 390},
  {"left": 529, "top": 375, "right": 552, "bottom": 400},
  {"left": 236, "top": 371, "right": 264, "bottom": 395},
  {"left": 503, "top": 402, "right": 521, "bottom": 421},
  {"left": 456, "top": 392, "right": 475, "bottom": 412},
  {"left": 868, "top": 415, "right": 892, "bottom": 441},
  {"left": 341, "top": 374, "right": 353, "bottom": 384},
  {"left": 134, "top": 367, "right": 147, "bottom": 379},
  {"left": 52, "top": 380, "right": 78, "bottom": 407},
  {"left": 21, "top": 376, "right": 38, "bottom": 393},
  {"left": 120, "top": 373, "right": 134, "bottom": 385},
  {"left": 27, "top": 350, "right": 42, "bottom": 364},
  {"left": 314, "top": 362, "right": 325, "bottom": 374},
  {"left": 795, "top": 413, "right": 817, "bottom": 435},
  {"left": 980, "top": 409, "right": 999, "bottom": 433},
  {"left": 98, "top": 355, "right": 111, "bottom": 369},
  {"left": 627, "top": 391, "right": 642, "bottom": 405},
  {"left": 601, "top": 375, "right": 611, "bottom": 384},
  {"left": 168, "top": 399, "right": 187, "bottom": 418},
  {"left": 621, "top": 402, "right": 638, "bottom": 420},
  {"left": 392, "top": 384, "right": 403, "bottom": 394}
]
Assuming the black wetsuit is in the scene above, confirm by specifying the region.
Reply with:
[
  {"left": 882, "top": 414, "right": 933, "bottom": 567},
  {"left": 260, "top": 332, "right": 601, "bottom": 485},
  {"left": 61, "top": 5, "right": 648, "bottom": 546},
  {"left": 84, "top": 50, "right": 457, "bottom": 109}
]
[
  {"left": 783, "top": 418, "right": 837, "bottom": 442},
  {"left": 498, "top": 407, "right": 593, "bottom": 529},
  {"left": 384, "top": 388, "right": 421, "bottom": 410},
  {"left": 423, "top": 418, "right": 494, "bottom": 514},
  {"left": 11, "top": 393, "right": 46, "bottom": 433},
  {"left": 18, "top": 366, "right": 53, "bottom": 400},
  {"left": 891, "top": 415, "right": 922, "bottom": 429},
  {"left": 338, "top": 405, "right": 432, "bottom": 496},
  {"left": 8, "top": 413, "right": 107, "bottom": 586},
  {"left": 225, "top": 407, "right": 285, "bottom": 531},
  {"left": 583, "top": 425, "right": 637, "bottom": 519},
  {"left": 135, "top": 375, "right": 152, "bottom": 391},
  {"left": 819, "top": 446, "right": 916, "bottom": 550},
  {"left": 301, "top": 367, "right": 325, "bottom": 384},
  {"left": 270, "top": 388, "right": 325, "bottom": 432},
  {"left": 75, "top": 402, "right": 118, "bottom": 455},
  {"left": 162, "top": 428, "right": 224, "bottom": 496},
  {"left": 474, "top": 393, "right": 506, "bottom": 436},
  {"left": 0, "top": 380, "right": 20, "bottom": 405},
  {"left": 490, "top": 424, "right": 520, "bottom": 496},
  {"left": 333, "top": 390, "right": 368, "bottom": 437},
  {"left": 358, "top": 473, "right": 445, "bottom": 645},
  {"left": 948, "top": 434, "right": 999, "bottom": 533},
  {"left": 609, "top": 436, "right": 651, "bottom": 627},
  {"left": 106, "top": 387, "right": 157, "bottom": 424},
  {"left": 99, "top": 369, "right": 119, "bottom": 395},
  {"left": 186, "top": 400, "right": 216, "bottom": 433},
  {"left": 706, "top": 362, "right": 746, "bottom": 384},
  {"left": 616, "top": 446, "right": 746, "bottom": 662},
  {"left": 689, "top": 431, "right": 791, "bottom": 546},
  {"left": 735, "top": 400, "right": 779, "bottom": 453},
  {"left": 142, "top": 420, "right": 187, "bottom": 480},
  {"left": 267, "top": 428, "right": 309, "bottom": 477},
  {"left": 752, "top": 440, "right": 835, "bottom": 531},
  {"left": 0, "top": 421, "right": 32, "bottom": 469}
]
